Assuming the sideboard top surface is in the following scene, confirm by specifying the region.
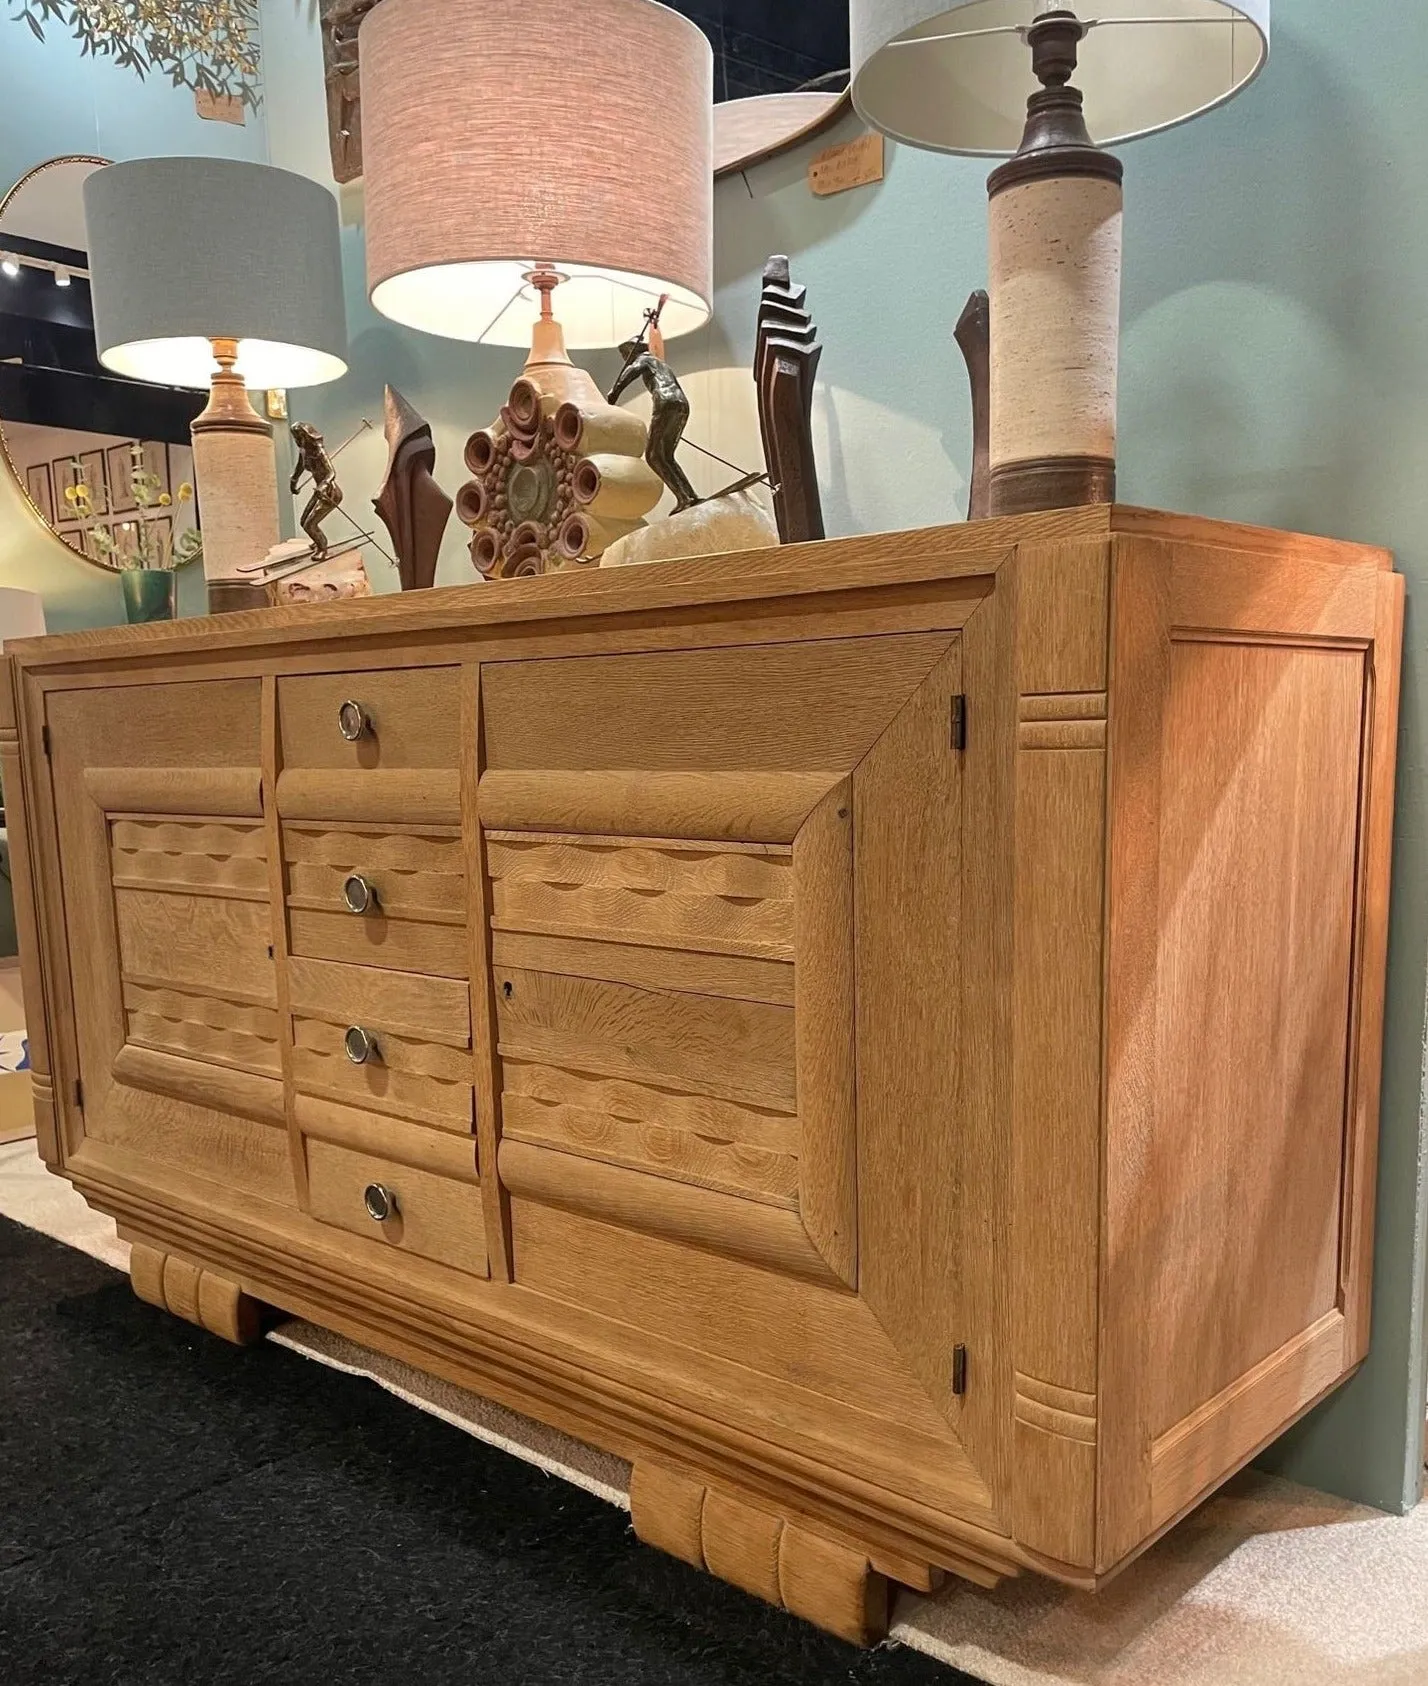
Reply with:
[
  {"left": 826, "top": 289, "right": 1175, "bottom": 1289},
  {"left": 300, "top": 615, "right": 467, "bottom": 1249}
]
[{"left": 6, "top": 505, "right": 1393, "bottom": 671}]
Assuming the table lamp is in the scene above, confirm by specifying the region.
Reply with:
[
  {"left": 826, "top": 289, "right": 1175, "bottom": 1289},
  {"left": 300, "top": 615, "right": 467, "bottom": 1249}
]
[
  {"left": 851, "top": 1, "right": 1269, "bottom": 515},
  {"left": 82, "top": 157, "right": 349, "bottom": 608},
  {"left": 359, "top": 0, "right": 712, "bottom": 358}
]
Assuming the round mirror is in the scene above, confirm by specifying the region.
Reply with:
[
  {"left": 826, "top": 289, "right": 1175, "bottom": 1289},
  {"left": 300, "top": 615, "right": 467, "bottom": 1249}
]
[{"left": 0, "top": 156, "right": 203, "bottom": 574}]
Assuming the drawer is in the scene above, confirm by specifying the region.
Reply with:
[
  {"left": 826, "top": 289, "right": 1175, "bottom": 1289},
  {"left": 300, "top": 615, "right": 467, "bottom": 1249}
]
[
  {"left": 278, "top": 668, "right": 461, "bottom": 771},
  {"left": 292, "top": 1014, "right": 473, "bottom": 1133},
  {"left": 306, "top": 1136, "right": 488, "bottom": 1277},
  {"left": 288, "top": 956, "right": 471, "bottom": 1046},
  {"left": 284, "top": 823, "right": 468, "bottom": 978}
]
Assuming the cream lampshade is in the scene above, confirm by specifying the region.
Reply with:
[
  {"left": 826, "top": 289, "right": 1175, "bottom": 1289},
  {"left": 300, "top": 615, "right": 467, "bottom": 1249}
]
[
  {"left": 83, "top": 158, "right": 348, "bottom": 606},
  {"left": 850, "top": 1, "right": 1270, "bottom": 515},
  {"left": 359, "top": 0, "right": 714, "bottom": 352}
]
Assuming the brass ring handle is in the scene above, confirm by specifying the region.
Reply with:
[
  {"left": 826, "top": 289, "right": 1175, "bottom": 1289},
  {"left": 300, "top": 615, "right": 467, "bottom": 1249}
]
[
  {"left": 342, "top": 873, "right": 377, "bottom": 915},
  {"left": 344, "top": 1025, "right": 378, "bottom": 1065},
  {"left": 363, "top": 1182, "right": 397, "bottom": 1224},
  {"left": 337, "top": 699, "right": 370, "bottom": 742}
]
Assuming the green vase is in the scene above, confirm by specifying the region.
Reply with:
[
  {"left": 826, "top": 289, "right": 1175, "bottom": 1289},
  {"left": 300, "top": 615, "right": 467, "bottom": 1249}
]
[{"left": 121, "top": 568, "right": 176, "bottom": 624}]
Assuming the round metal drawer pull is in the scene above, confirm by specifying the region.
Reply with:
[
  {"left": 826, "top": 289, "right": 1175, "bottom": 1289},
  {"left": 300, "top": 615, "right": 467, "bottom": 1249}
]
[
  {"left": 342, "top": 873, "right": 378, "bottom": 915},
  {"left": 337, "top": 699, "right": 370, "bottom": 742},
  {"left": 344, "top": 1025, "right": 378, "bottom": 1065},
  {"left": 363, "top": 1183, "right": 397, "bottom": 1224}
]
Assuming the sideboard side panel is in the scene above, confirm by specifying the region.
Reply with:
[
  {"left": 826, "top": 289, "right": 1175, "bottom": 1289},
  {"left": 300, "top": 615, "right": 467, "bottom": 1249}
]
[{"left": 1100, "top": 533, "right": 1402, "bottom": 1573}]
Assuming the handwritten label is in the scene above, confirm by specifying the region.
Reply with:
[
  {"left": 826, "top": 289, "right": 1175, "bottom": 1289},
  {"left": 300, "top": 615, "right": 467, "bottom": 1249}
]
[
  {"left": 809, "top": 132, "right": 885, "bottom": 198},
  {"left": 195, "top": 90, "right": 246, "bottom": 126}
]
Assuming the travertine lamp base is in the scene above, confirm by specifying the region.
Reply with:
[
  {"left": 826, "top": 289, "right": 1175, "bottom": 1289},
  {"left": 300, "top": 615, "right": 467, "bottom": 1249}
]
[
  {"left": 190, "top": 337, "right": 283, "bottom": 614},
  {"left": 986, "top": 11, "right": 1123, "bottom": 518}
]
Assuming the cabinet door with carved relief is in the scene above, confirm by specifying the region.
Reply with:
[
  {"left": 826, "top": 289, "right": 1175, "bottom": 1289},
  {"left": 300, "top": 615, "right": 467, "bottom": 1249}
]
[
  {"left": 477, "top": 629, "right": 1003, "bottom": 1540},
  {"left": 44, "top": 680, "right": 293, "bottom": 1210}
]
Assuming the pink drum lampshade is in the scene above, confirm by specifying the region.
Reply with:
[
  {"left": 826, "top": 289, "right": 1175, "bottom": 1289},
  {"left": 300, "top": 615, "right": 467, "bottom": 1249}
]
[{"left": 361, "top": 0, "right": 714, "bottom": 351}]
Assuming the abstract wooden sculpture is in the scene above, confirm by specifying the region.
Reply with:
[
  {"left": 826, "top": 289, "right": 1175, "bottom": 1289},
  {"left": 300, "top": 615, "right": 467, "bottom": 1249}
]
[
  {"left": 754, "top": 256, "right": 825, "bottom": 545},
  {"left": 373, "top": 386, "right": 453, "bottom": 592},
  {"left": 955, "top": 290, "right": 992, "bottom": 522},
  {"left": 320, "top": 0, "right": 380, "bottom": 185}
]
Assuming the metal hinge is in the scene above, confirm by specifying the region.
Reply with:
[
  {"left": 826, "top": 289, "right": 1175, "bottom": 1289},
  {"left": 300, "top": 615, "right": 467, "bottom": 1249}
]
[
  {"left": 950, "top": 695, "right": 967, "bottom": 753},
  {"left": 73, "top": 1077, "right": 83, "bottom": 1110},
  {"left": 951, "top": 1344, "right": 968, "bottom": 1396},
  {"left": 41, "top": 724, "right": 51, "bottom": 757}
]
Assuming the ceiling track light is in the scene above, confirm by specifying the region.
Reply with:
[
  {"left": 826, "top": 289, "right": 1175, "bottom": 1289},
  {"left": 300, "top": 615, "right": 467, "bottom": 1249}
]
[
  {"left": 54, "top": 267, "right": 71, "bottom": 288},
  {"left": 0, "top": 257, "right": 20, "bottom": 279}
]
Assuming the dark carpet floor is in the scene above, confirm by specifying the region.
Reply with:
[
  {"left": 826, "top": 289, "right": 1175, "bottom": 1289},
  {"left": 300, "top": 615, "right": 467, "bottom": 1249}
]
[{"left": 0, "top": 1216, "right": 979, "bottom": 1685}]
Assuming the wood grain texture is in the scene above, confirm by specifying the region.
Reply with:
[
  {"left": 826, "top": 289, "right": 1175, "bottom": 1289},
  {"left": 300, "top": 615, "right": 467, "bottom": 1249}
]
[
  {"left": 1339, "top": 572, "right": 1405, "bottom": 1360},
  {"left": 276, "top": 768, "right": 461, "bottom": 826},
  {"left": 1016, "top": 539, "right": 1110, "bottom": 695},
  {"left": 287, "top": 907, "right": 468, "bottom": 978},
  {"left": 501, "top": 1141, "right": 838, "bottom": 1286},
  {"left": 110, "top": 817, "right": 268, "bottom": 899},
  {"left": 129, "top": 1241, "right": 266, "bottom": 1344},
  {"left": 296, "top": 1092, "right": 480, "bottom": 1184},
  {"left": 85, "top": 766, "right": 263, "bottom": 818},
  {"left": 481, "top": 635, "right": 957, "bottom": 775},
  {"left": 291, "top": 1015, "right": 473, "bottom": 1132},
  {"left": 9, "top": 510, "right": 1401, "bottom": 1637},
  {"left": 113, "top": 1043, "right": 285, "bottom": 1128},
  {"left": 792, "top": 782, "right": 857, "bottom": 1286},
  {"left": 115, "top": 889, "right": 276, "bottom": 1005},
  {"left": 480, "top": 770, "right": 837, "bottom": 844},
  {"left": 496, "top": 968, "right": 796, "bottom": 1114},
  {"left": 0, "top": 658, "right": 56, "bottom": 1160},
  {"left": 855, "top": 643, "right": 967, "bottom": 1427},
  {"left": 465, "top": 665, "right": 511, "bottom": 1280},
  {"left": 287, "top": 957, "right": 471, "bottom": 1046},
  {"left": 629, "top": 1464, "right": 896, "bottom": 1645},
  {"left": 1149, "top": 1311, "right": 1347, "bottom": 1530},
  {"left": 489, "top": 930, "right": 794, "bottom": 1007},
  {"left": 305, "top": 1136, "right": 488, "bottom": 1278},
  {"left": 1149, "top": 637, "right": 1363, "bottom": 1434},
  {"left": 278, "top": 666, "right": 460, "bottom": 769}
]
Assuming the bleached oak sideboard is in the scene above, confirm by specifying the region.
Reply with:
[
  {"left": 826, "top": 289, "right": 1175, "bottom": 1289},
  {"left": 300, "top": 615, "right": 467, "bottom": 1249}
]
[{"left": 0, "top": 507, "right": 1403, "bottom": 1644}]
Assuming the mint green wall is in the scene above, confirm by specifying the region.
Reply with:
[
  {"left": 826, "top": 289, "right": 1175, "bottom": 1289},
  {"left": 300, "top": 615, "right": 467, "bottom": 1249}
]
[
  {"left": 0, "top": 16, "right": 268, "bottom": 630},
  {"left": 4, "top": 1, "right": 1423, "bottom": 1511}
]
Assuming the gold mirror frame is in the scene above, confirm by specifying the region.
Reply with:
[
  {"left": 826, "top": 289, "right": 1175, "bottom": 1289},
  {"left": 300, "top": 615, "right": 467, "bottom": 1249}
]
[{"left": 0, "top": 154, "right": 135, "bottom": 575}]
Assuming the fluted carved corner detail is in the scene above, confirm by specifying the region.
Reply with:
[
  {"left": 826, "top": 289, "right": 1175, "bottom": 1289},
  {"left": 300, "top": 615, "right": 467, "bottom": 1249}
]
[{"left": 129, "top": 1242, "right": 271, "bottom": 1345}]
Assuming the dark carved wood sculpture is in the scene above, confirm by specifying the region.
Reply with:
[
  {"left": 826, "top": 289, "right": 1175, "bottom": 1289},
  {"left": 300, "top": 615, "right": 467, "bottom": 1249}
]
[
  {"left": 955, "top": 290, "right": 991, "bottom": 522},
  {"left": 373, "top": 386, "right": 454, "bottom": 591},
  {"left": 754, "top": 255, "right": 825, "bottom": 546},
  {"left": 320, "top": 0, "right": 380, "bottom": 185}
]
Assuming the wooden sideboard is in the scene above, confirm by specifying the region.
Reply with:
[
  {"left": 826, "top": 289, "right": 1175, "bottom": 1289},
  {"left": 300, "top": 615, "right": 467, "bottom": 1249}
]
[{"left": 0, "top": 507, "right": 1402, "bottom": 1643}]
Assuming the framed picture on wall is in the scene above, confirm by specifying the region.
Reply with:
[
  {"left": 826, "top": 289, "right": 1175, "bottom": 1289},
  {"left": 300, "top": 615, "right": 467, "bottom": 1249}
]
[
  {"left": 141, "top": 441, "right": 170, "bottom": 498},
  {"left": 54, "top": 452, "right": 109, "bottom": 518},
  {"left": 105, "top": 443, "right": 138, "bottom": 513},
  {"left": 24, "top": 462, "right": 54, "bottom": 524}
]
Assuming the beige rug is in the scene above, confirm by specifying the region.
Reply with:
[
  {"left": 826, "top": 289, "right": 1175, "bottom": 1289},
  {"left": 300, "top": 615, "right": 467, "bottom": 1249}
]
[{"left": 3, "top": 1138, "right": 1425, "bottom": 1685}]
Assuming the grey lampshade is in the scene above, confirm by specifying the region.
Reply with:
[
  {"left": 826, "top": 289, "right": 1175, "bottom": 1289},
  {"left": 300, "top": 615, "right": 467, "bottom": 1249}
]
[
  {"left": 851, "top": 0, "right": 1270, "bottom": 155},
  {"left": 83, "top": 157, "right": 348, "bottom": 390}
]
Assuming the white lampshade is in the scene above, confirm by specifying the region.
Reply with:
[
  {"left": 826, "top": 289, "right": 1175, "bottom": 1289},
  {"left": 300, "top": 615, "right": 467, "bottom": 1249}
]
[
  {"left": 360, "top": 0, "right": 714, "bottom": 350},
  {"left": 852, "top": 0, "right": 1270, "bottom": 155}
]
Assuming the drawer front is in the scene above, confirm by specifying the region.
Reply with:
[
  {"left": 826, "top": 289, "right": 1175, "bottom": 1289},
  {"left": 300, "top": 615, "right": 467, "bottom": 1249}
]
[
  {"left": 278, "top": 668, "right": 460, "bottom": 771},
  {"left": 284, "top": 822, "right": 468, "bottom": 979},
  {"left": 292, "top": 1014, "right": 474, "bottom": 1133},
  {"left": 306, "top": 1137, "right": 488, "bottom": 1277},
  {"left": 288, "top": 956, "right": 471, "bottom": 1047}
]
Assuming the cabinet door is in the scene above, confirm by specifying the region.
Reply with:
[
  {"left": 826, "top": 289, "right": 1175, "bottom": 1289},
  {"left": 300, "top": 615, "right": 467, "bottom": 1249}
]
[
  {"left": 478, "top": 631, "right": 1002, "bottom": 1532},
  {"left": 46, "top": 680, "right": 294, "bottom": 1206}
]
